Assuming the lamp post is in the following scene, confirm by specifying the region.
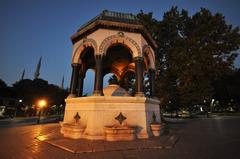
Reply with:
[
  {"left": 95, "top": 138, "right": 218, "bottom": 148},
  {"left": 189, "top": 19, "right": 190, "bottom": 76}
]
[
  {"left": 37, "top": 99, "right": 47, "bottom": 124},
  {"left": 204, "top": 99, "right": 209, "bottom": 117},
  {"left": 210, "top": 99, "right": 215, "bottom": 113}
]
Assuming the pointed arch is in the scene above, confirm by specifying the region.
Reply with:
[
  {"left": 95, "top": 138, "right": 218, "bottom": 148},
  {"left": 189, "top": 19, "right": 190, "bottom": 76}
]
[
  {"left": 99, "top": 33, "right": 142, "bottom": 57},
  {"left": 142, "top": 45, "right": 155, "bottom": 70},
  {"left": 72, "top": 38, "right": 97, "bottom": 64}
]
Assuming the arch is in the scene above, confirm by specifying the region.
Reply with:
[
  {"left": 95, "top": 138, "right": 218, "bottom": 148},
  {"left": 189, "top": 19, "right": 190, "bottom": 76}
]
[
  {"left": 110, "top": 68, "right": 121, "bottom": 81},
  {"left": 142, "top": 45, "right": 155, "bottom": 70},
  {"left": 103, "top": 43, "right": 134, "bottom": 81},
  {"left": 72, "top": 38, "right": 97, "bottom": 64},
  {"left": 99, "top": 33, "right": 142, "bottom": 58}
]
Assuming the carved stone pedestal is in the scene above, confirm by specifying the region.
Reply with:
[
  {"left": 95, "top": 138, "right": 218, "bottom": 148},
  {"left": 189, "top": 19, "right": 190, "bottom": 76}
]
[
  {"left": 104, "top": 125, "right": 136, "bottom": 141},
  {"left": 61, "top": 96, "right": 161, "bottom": 140},
  {"left": 60, "top": 122, "right": 85, "bottom": 139}
]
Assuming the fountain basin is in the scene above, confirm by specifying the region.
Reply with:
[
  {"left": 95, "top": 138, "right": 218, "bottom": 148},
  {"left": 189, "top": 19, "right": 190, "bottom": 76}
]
[
  {"left": 150, "top": 123, "right": 165, "bottom": 137},
  {"left": 104, "top": 125, "right": 136, "bottom": 141},
  {"left": 60, "top": 122, "right": 85, "bottom": 139}
]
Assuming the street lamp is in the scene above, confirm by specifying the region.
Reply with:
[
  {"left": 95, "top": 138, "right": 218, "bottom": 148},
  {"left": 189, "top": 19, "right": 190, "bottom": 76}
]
[
  {"left": 37, "top": 99, "right": 47, "bottom": 124},
  {"left": 210, "top": 99, "right": 215, "bottom": 113}
]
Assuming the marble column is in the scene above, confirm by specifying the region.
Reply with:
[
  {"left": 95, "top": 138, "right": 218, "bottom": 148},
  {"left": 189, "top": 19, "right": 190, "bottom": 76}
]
[
  {"left": 93, "top": 55, "right": 103, "bottom": 96},
  {"left": 148, "top": 69, "right": 155, "bottom": 97},
  {"left": 69, "top": 63, "right": 80, "bottom": 97},
  {"left": 77, "top": 74, "right": 85, "bottom": 97},
  {"left": 134, "top": 57, "right": 144, "bottom": 97}
]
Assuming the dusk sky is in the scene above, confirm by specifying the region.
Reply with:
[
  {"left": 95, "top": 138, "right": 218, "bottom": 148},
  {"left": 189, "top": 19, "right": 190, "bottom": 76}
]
[{"left": 1, "top": 0, "right": 240, "bottom": 95}]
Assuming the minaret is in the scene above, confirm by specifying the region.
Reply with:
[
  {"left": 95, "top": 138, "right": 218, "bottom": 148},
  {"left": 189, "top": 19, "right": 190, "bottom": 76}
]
[
  {"left": 34, "top": 57, "right": 41, "bottom": 79},
  {"left": 20, "top": 69, "right": 25, "bottom": 81},
  {"left": 60, "top": 76, "right": 64, "bottom": 89}
]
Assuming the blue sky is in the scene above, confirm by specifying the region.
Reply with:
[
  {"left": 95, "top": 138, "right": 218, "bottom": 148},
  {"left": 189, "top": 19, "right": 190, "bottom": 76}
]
[{"left": 0, "top": 0, "right": 240, "bottom": 95}]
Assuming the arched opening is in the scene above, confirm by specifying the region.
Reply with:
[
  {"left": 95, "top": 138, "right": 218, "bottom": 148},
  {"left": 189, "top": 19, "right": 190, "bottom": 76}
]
[
  {"left": 103, "top": 43, "right": 133, "bottom": 81},
  {"left": 83, "top": 69, "right": 95, "bottom": 96},
  {"left": 80, "top": 47, "right": 95, "bottom": 71},
  {"left": 79, "top": 47, "right": 95, "bottom": 96},
  {"left": 142, "top": 45, "right": 155, "bottom": 71},
  {"left": 72, "top": 38, "right": 97, "bottom": 64}
]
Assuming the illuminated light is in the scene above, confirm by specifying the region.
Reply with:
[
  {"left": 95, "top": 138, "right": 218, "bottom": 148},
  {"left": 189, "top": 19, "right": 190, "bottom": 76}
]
[
  {"left": 38, "top": 99, "right": 47, "bottom": 108},
  {"left": 36, "top": 135, "right": 47, "bottom": 141}
]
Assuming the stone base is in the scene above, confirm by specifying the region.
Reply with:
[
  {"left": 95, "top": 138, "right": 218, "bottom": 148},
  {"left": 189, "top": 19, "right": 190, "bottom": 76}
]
[
  {"left": 93, "top": 90, "right": 104, "bottom": 96},
  {"left": 151, "top": 124, "right": 162, "bottom": 136},
  {"left": 61, "top": 96, "right": 161, "bottom": 140},
  {"left": 60, "top": 122, "right": 85, "bottom": 139},
  {"left": 104, "top": 125, "right": 136, "bottom": 141},
  {"left": 67, "top": 94, "right": 76, "bottom": 98},
  {"left": 135, "top": 92, "right": 145, "bottom": 97}
]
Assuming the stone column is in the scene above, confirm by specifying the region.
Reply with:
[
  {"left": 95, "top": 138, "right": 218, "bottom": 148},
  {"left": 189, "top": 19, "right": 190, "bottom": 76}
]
[
  {"left": 77, "top": 74, "right": 85, "bottom": 97},
  {"left": 69, "top": 63, "right": 80, "bottom": 97},
  {"left": 93, "top": 55, "right": 103, "bottom": 96},
  {"left": 134, "top": 57, "right": 144, "bottom": 96},
  {"left": 149, "top": 69, "right": 155, "bottom": 97}
]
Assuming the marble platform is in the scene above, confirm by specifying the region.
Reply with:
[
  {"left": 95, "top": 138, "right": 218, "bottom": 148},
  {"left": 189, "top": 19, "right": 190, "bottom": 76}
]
[{"left": 61, "top": 96, "right": 161, "bottom": 140}]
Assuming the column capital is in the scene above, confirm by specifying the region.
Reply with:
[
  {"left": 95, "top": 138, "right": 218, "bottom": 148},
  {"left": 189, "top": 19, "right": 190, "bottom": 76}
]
[
  {"left": 133, "top": 56, "right": 144, "bottom": 62},
  {"left": 71, "top": 63, "right": 81, "bottom": 68},
  {"left": 94, "top": 54, "right": 104, "bottom": 60}
]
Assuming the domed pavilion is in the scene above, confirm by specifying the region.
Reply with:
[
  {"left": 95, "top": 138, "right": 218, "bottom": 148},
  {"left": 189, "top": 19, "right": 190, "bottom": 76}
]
[{"left": 61, "top": 10, "right": 162, "bottom": 140}]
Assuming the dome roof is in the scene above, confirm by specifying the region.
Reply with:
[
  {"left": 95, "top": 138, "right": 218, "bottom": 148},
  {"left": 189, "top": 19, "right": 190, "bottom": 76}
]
[
  {"left": 71, "top": 10, "right": 157, "bottom": 50},
  {"left": 103, "top": 84, "right": 130, "bottom": 96}
]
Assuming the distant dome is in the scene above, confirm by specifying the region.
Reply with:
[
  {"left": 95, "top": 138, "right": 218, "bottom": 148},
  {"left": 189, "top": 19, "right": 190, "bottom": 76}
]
[{"left": 103, "top": 84, "right": 130, "bottom": 96}]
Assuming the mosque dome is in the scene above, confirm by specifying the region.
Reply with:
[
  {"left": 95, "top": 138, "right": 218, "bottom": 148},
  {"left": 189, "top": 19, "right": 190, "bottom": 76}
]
[{"left": 103, "top": 84, "right": 130, "bottom": 96}]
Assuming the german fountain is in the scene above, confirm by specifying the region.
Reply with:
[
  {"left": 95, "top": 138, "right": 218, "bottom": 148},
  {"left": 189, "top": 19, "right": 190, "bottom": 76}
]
[{"left": 61, "top": 10, "right": 163, "bottom": 141}]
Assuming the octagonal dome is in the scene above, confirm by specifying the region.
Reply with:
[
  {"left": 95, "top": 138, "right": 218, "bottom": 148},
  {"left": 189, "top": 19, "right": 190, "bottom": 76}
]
[{"left": 71, "top": 10, "right": 157, "bottom": 50}]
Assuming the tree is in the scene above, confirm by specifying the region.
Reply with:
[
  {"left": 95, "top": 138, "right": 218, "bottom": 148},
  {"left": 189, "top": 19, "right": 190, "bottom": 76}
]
[
  {"left": 13, "top": 78, "right": 68, "bottom": 108},
  {"left": 138, "top": 7, "right": 240, "bottom": 110},
  {"left": 0, "top": 79, "right": 7, "bottom": 88},
  {"left": 213, "top": 69, "right": 240, "bottom": 111}
]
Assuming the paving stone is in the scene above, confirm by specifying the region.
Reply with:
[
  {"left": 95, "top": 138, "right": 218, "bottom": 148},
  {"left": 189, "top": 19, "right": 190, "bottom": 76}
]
[
  {"left": 3, "top": 117, "right": 239, "bottom": 159},
  {"left": 114, "top": 141, "right": 131, "bottom": 151},
  {"left": 104, "top": 141, "right": 118, "bottom": 151},
  {"left": 122, "top": 150, "right": 141, "bottom": 159},
  {"left": 91, "top": 141, "right": 105, "bottom": 152},
  {"left": 164, "top": 134, "right": 179, "bottom": 149}
]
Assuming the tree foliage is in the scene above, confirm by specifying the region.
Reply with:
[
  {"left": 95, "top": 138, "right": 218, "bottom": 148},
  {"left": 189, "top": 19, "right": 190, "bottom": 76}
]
[
  {"left": 137, "top": 7, "right": 240, "bottom": 109},
  {"left": 213, "top": 69, "right": 240, "bottom": 111},
  {"left": 12, "top": 78, "right": 68, "bottom": 106},
  {"left": 0, "top": 79, "right": 7, "bottom": 88}
]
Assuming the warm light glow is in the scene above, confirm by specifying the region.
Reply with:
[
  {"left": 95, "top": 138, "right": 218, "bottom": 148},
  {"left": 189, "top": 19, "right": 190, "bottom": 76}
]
[
  {"left": 38, "top": 99, "right": 47, "bottom": 108},
  {"left": 36, "top": 134, "right": 47, "bottom": 141}
]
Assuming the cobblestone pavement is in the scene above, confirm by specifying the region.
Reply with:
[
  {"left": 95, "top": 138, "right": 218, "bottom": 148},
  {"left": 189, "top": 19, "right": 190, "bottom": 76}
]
[{"left": 0, "top": 116, "right": 240, "bottom": 159}]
